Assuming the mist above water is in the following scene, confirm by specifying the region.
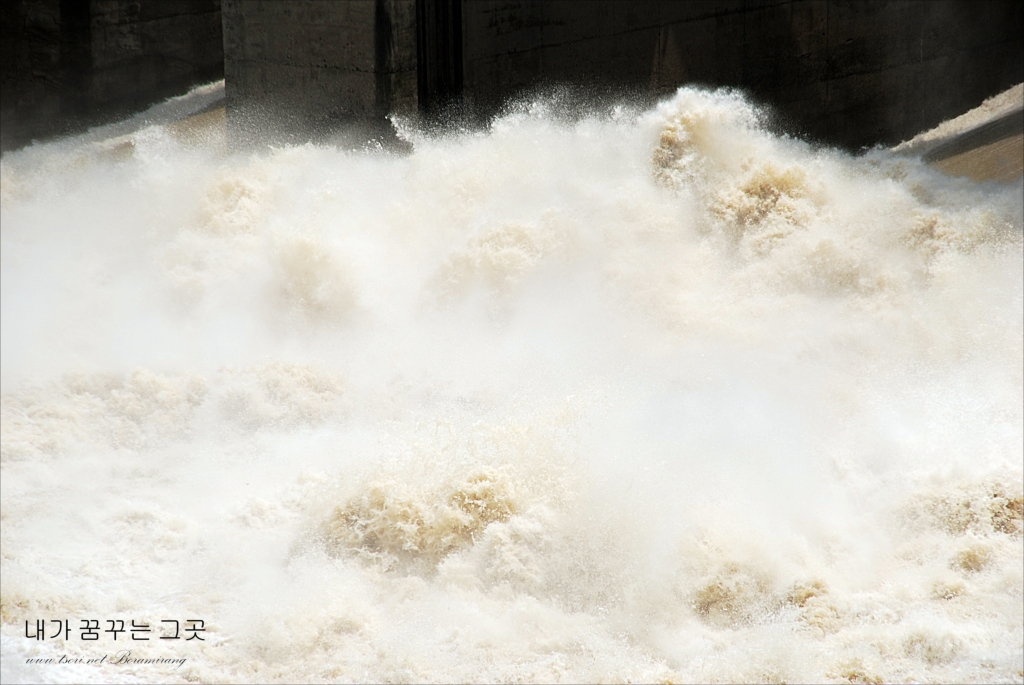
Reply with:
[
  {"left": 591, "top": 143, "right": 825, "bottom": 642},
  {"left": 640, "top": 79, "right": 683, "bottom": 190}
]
[{"left": 1, "top": 87, "right": 1022, "bottom": 683}]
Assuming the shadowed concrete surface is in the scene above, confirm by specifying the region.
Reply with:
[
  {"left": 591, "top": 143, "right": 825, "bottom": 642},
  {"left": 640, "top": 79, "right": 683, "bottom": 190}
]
[
  {"left": 1, "top": 0, "right": 223, "bottom": 153},
  {"left": 3, "top": 1, "right": 1022, "bottom": 153},
  {"left": 457, "top": 0, "right": 1024, "bottom": 149},
  {"left": 221, "top": 0, "right": 417, "bottom": 147},
  {"left": 220, "top": 0, "right": 1023, "bottom": 150}
]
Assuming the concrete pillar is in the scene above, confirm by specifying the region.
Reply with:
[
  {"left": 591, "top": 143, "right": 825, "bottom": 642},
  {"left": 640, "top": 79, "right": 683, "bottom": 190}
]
[{"left": 221, "top": 0, "right": 416, "bottom": 146}]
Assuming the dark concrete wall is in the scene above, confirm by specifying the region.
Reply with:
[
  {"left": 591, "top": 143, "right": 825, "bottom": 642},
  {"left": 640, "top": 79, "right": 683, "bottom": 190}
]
[
  {"left": 1, "top": 0, "right": 223, "bottom": 152},
  {"left": 460, "top": 0, "right": 1023, "bottom": 149},
  {"left": 219, "top": 0, "right": 1021, "bottom": 150},
  {"left": 222, "top": 0, "right": 417, "bottom": 144},
  {"left": 8, "top": 1, "right": 1016, "bottom": 151},
  {"left": 1, "top": 1, "right": 65, "bottom": 151}
]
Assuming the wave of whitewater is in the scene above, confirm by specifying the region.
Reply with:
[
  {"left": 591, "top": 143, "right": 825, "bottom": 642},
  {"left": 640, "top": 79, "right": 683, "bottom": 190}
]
[{"left": 1, "top": 87, "right": 1022, "bottom": 684}]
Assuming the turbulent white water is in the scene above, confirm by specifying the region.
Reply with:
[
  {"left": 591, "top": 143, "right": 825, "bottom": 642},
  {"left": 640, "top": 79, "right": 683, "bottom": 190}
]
[{"left": 1, "top": 87, "right": 1022, "bottom": 684}]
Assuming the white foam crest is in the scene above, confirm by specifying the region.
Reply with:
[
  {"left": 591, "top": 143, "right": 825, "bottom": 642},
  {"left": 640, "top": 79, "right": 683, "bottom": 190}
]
[{"left": 1, "top": 87, "right": 1021, "bottom": 683}]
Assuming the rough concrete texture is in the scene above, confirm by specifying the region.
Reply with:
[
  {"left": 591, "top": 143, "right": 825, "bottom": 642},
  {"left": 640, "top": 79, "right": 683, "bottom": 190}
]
[
  {"left": 6, "top": 1, "right": 1021, "bottom": 153},
  {"left": 459, "top": 0, "right": 1023, "bottom": 149},
  {"left": 1, "top": 0, "right": 223, "bottom": 152},
  {"left": 1, "top": 0, "right": 77, "bottom": 150},
  {"left": 89, "top": 1, "right": 224, "bottom": 111},
  {"left": 217, "top": 0, "right": 1021, "bottom": 150},
  {"left": 222, "top": 0, "right": 416, "bottom": 144}
]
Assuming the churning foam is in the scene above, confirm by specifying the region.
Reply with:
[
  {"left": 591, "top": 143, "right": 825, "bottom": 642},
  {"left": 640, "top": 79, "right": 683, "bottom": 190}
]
[{"left": 1, "top": 86, "right": 1022, "bottom": 683}]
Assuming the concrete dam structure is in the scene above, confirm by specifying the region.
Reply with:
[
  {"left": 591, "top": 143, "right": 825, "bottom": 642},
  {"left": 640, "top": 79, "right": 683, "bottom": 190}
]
[
  {"left": 0, "top": 0, "right": 223, "bottom": 152},
  {"left": 2, "top": 1, "right": 1022, "bottom": 152},
  {"left": 222, "top": 0, "right": 1023, "bottom": 149}
]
